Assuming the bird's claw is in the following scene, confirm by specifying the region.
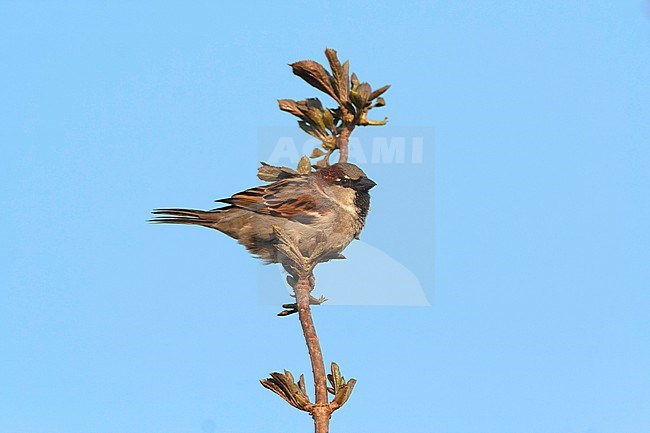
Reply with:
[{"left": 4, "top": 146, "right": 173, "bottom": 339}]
[
  {"left": 277, "top": 307, "right": 298, "bottom": 317},
  {"left": 311, "top": 295, "right": 328, "bottom": 305},
  {"left": 277, "top": 295, "right": 328, "bottom": 317}
]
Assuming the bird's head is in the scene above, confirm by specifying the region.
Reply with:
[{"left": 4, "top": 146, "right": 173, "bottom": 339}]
[
  {"left": 315, "top": 163, "right": 376, "bottom": 213},
  {"left": 317, "top": 162, "right": 377, "bottom": 191}
]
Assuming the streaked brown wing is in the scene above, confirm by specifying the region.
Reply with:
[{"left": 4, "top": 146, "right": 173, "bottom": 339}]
[{"left": 216, "top": 177, "right": 326, "bottom": 223}]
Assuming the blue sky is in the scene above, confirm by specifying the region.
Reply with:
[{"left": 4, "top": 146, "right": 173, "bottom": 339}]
[{"left": 1, "top": 2, "right": 649, "bottom": 433}]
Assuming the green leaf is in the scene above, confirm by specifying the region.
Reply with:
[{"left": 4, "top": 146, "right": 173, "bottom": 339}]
[
  {"left": 331, "top": 362, "right": 343, "bottom": 391},
  {"left": 298, "top": 374, "right": 307, "bottom": 396},
  {"left": 358, "top": 114, "right": 389, "bottom": 126},
  {"left": 298, "top": 121, "right": 325, "bottom": 141},
  {"left": 306, "top": 106, "right": 326, "bottom": 130},
  {"left": 340, "top": 60, "right": 350, "bottom": 97},
  {"left": 260, "top": 370, "right": 312, "bottom": 411},
  {"left": 305, "top": 97, "right": 324, "bottom": 110},
  {"left": 310, "top": 148, "right": 326, "bottom": 158},
  {"left": 369, "top": 84, "right": 391, "bottom": 100},
  {"left": 349, "top": 82, "right": 371, "bottom": 110},
  {"left": 332, "top": 378, "right": 356, "bottom": 409},
  {"left": 356, "top": 83, "right": 371, "bottom": 105},
  {"left": 349, "top": 89, "right": 362, "bottom": 110},
  {"left": 350, "top": 72, "right": 359, "bottom": 88},
  {"left": 322, "top": 108, "right": 336, "bottom": 132},
  {"left": 297, "top": 156, "right": 312, "bottom": 174}
]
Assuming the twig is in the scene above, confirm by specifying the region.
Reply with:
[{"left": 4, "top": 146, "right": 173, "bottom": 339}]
[
  {"left": 294, "top": 273, "right": 331, "bottom": 432},
  {"left": 261, "top": 228, "right": 357, "bottom": 432},
  {"left": 336, "top": 125, "right": 352, "bottom": 163}
]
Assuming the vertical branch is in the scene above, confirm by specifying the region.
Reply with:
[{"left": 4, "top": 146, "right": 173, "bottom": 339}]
[
  {"left": 294, "top": 275, "right": 328, "bottom": 404},
  {"left": 336, "top": 126, "right": 352, "bottom": 163},
  {"left": 294, "top": 274, "right": 331, "bottom": 432}
]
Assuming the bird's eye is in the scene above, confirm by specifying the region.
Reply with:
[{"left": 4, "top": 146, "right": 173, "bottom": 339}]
[{"left": 336, "top": 176, "right": 352, "bottom": 186}]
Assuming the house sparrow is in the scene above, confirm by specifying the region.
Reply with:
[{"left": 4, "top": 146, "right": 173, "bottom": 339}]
[{"left": 151, "top": 162, "right": 376, "bottom": 268}]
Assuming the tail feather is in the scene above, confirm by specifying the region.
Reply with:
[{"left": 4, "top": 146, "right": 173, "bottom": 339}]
[{"left": 150, "top": 208, "right": 220, "bottom": 227}]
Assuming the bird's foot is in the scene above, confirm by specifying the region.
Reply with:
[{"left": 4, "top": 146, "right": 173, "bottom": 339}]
[
  {"left": 289, "top": 293, "right": 327, "bottom": 305},
  {"left": 277, "top": 295, "right": 328, "bottom": 317},
  {"left": 277, "top": 307, "right": 297, "bottom": 317},
  {"left": 310, "top": 295, "right": 328, "bottom": 305}
]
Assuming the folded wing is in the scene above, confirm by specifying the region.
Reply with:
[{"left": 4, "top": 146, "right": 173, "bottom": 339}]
[{"left": 216, "top": 177, "right": 327, "bottom": 223}]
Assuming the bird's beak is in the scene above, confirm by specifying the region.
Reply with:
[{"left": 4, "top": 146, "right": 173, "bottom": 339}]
[{"left": 354, "top": 177, "right": 377, "bottom": 191}]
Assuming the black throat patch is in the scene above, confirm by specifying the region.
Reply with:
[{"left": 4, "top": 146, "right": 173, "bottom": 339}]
[{"left": 353, "top": 191, "right": 371, "bottom": 236}]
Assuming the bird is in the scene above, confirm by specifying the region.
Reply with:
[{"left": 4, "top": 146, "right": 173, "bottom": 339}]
[{"left": 151, "top": 162, "right": 376, "bottom": 270}]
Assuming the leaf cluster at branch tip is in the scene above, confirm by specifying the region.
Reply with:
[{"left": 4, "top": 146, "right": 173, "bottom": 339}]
[{"left": 278, "top": 48, "right": 390, "bottom": 171}]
